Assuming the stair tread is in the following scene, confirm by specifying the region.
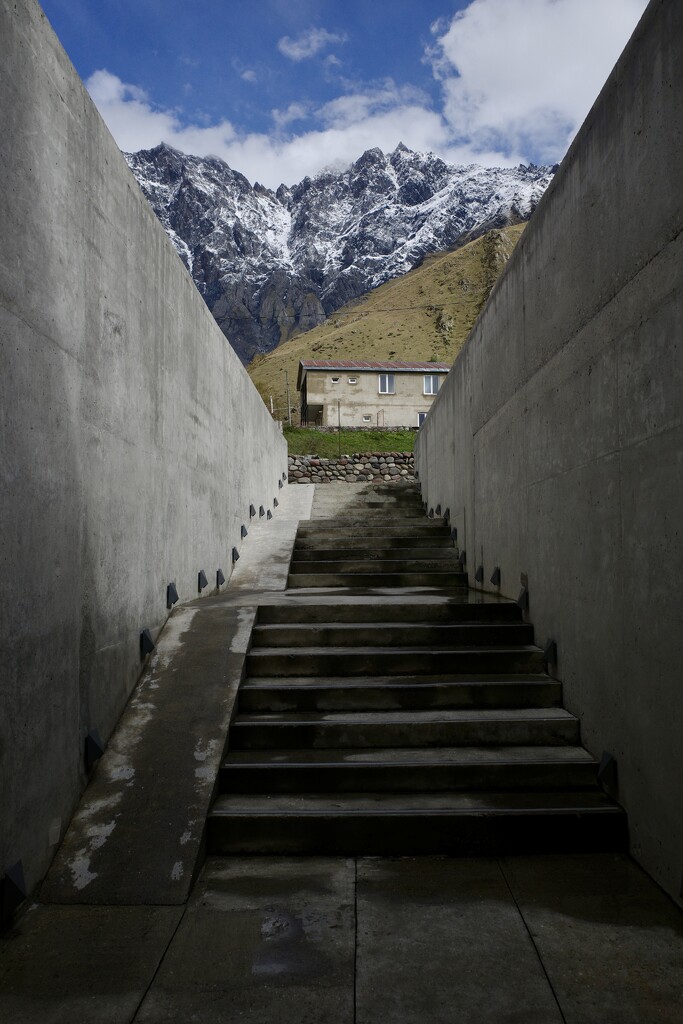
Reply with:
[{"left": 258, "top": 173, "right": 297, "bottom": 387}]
[
  {"left": 223, "top": 745, "right": 596, "bottom": 767},
  {"left": 241, "top": 673, "right": 555, "bottom": 688},
  {"left": 233, "top": 707, "right": 577, "bottom": 726},
  {"left": 248, "top": 644, "right": 542, "bottom": 656},
  {"left": 211, "top": 790, "right": 622, "bottom": 815}
]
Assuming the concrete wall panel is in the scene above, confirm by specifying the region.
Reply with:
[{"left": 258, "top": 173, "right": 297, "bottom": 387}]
[
  {"left": 0, "top": 0, "right": 287, "bottom": 893},
  {"left": 416, "top": 0, "right": 683, "bottom": 904}
]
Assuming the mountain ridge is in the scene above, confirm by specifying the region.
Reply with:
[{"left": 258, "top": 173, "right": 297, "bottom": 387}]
[{"left": 124, "top": 143, "right": 554, "bottom": 363}]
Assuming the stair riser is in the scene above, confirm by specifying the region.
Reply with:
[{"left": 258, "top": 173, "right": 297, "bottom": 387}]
[
  {"left": 219, "top": 762, "right": 599, "bottom": 793},
  {"left": 290, "top": 558, "right": 461, "bottom": 573},
  {"left": 250, "top": 624, "right": 535, "bottom": 649},
  {"left": 230, "top": 718, "right": 580, "bottom": 750},
  {"left": 256, "top": 603, "right": 522, "bottom": 625},
  {"left": 246, "top": 649, "right": 545, "bottom": 677},
  {"left": 295, "top": 536, "right": 454, "bottom": 550},
  {"left": 293, "top": 546, "right": 456, "bottom": 561},
  {"left": 238, "top": 681, "right": 562, "bottom": 713},
  {"left": 287, "top": 572, "right": 468, "bottom": 588},
  {"left": 296, "top": 520, "right": 447, "bottom": 533},
  {"left": 207, "top": 812, "right": 627, "bottom": 856}
]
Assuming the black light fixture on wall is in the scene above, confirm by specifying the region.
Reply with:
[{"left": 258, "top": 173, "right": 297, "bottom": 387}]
[
  {"left": 198, "top": 570, "right": 208, "bottom": 592},
  {"left": 140, "top": 629, "right": 155, "bottom": 658},
  {"left": 217, "top": 569, "right": 226, "bottom": 587},
  {"left": 166, "top": 582, "right": 179, "bottom": 609}
]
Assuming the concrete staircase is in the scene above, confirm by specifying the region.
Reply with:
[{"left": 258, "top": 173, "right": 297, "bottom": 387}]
[{"left": 208, "top": 484, "right": 626, "bottom": 855}]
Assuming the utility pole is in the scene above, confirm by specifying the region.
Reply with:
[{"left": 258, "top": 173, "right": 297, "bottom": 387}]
[
  {"left": 338, "top": 399, "right": 341, "bottom": 458},
  {"left": 283, "top": 369, "right": 292, "bottom": 426}
]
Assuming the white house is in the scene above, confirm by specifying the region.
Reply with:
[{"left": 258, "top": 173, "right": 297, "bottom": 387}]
[{"left": 297, "top": 360, "right": 451, "bottom": 428}]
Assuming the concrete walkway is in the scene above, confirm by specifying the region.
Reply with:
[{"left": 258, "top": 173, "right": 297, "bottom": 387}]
[{"left": 1, "top": 484, "right": 682, "bottom": 1022}]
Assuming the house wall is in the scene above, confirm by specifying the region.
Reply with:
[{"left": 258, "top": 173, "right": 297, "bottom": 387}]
[
  {"left": 0, "top": 0, "right": 287, "bottom": 895},
  {"left": 415, "top": 0, "right": 683, "bottom": 906},
  {"left": 304, "top": 370, "right": 445, "bottom": 428}
]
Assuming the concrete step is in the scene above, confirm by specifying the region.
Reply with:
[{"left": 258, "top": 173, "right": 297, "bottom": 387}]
[
  {"left": 246, "top": 644, "right": 545, "bottom": 678},
  {"left": 294, "top": 534, "right": 454, "bottom": 550},
  {"left": 287, "top": 571, "right": 469, "bottom": 588},
  {"left": 289, "top": 557, "right": 461, "bottom": 574},
  {"left": 229, "top": 707, "right": 580, "bottom": 749},
  {"left": 220, "top": 745, "right": 599, "bottom": 793},
  {"left": 207, "top": 790, "right": 627, "bottom": 856},
  {"left": 250, "top": 622, "right": 535, "bottom": 649},
  {"left": 292, "top": 545, "right": 457, "bottom": 561},
  {"left": 256, "top": 599, "right": 522, "bottom": 625},
  {"left": 297, "top": 518, "right": 448, "bottom": 532},
  {"left": 237, "top": 675, "right": 561, "bottom": 712}
]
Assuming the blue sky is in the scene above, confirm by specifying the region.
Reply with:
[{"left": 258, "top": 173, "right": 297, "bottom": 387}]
[{"left": 40, "top": 0, "right": 649, "bottom": 188}]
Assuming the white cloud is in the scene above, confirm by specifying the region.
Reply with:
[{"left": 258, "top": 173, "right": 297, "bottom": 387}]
[
  {"left": 277, "top": 27, "right": 347, "bottom": 62},
  {"left": 241, "top": 69, "right": 257, "bottom": 83},
  {"left": 87, "top": 1, "right": 649, "bottom": 189},
  {"left": 87, "top": 70, "right": 237, "bottom": 156},
  {"left": 429, "top": 0, "right": 649, "bottom": 163}
]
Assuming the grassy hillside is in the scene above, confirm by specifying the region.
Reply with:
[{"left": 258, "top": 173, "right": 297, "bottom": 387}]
[{"left": 248, "top": 223, "right": 525, "bottom": 420}]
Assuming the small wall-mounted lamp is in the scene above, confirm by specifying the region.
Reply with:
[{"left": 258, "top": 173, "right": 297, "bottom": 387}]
[
  {"left": 490, "top": 567, "right": 501, "bottom": 586},
  {"left": 458, "top": 550, "right": 467, "bottom": 568},
  {"left": 259, "top": 505, "right": 265, "bottom": 517},
  {"left": 274, "top": 497, "right": 279, "bottom": 508},
  {"left": 516, "top": 586, "right": 529, "bottom": 610},
  {"left": 435, "top": 504, "right": 441, "bottom": 517},
  {"left": 598, "top": 751, "right": 618, "bottom": 792},
  {"left": 85, "top": 730, "right": 105, "bottom": 772},
  {"left": 166, "top": 582, "right": 179, "bottom": 610},
  {"left": 232, "top": 547, "right": 240, "bottom": 563},
  {"left": 241, "top": 524, "right": 248, "bottom": 539},
  {"left": 217, "top": 569, "right": 226, "bottom": 587},
  {"left": 474, "top": 565, "right": 484, "bottom": 583},
  {"left": 266, "top": 509, "right": 272, "bottom": 520},
  {"left": 278, "top": 479, "right": 283, "bottom": 489},
  {"left": 249, "top": 504, "right": 256, "bottom": 518},
  {"left": 140, "top": 629, "right": 155, "bottom": 658},
  {"left": 1, "top": 861, "right": 26, "bottom": 928},
  {"left": 543, "top": 638, "right": 557, "bottom": 665},
  {"left": 198, "top": 570, "right": 208, "bottom": 592}
]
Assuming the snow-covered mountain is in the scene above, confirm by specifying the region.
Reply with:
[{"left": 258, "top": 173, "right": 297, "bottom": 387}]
[{"left": 125, "top": 143, "right": 555, "bottom": 364}]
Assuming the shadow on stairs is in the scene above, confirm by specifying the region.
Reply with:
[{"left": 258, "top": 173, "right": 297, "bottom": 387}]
[{"left": 207, "top": 483, "right": 626, "bottom": 856}]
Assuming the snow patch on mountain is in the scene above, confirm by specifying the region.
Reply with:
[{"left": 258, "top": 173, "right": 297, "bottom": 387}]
[{"left": 124, "top": 142, "right": 554, "bottom": 364}]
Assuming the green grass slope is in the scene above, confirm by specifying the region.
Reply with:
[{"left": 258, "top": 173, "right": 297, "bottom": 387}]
[{"left": 248, "top": 224, "right": 525, "bottom": 421}]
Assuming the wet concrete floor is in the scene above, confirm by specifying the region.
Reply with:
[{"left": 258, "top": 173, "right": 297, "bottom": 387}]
[{"left": 2, "top": 853, "right": 683, "bottom": 1023}]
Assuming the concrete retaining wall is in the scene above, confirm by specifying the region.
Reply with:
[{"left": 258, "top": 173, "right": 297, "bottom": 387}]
[
  {"left": 0, "top": 0, "right": 287, "bottom": 894},
  {"left": 416, "top": 0, "right": 683, "bottom": 905}
]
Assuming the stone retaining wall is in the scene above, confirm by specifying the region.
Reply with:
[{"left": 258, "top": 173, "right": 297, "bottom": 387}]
[{"left": 288, "top": 452, "right": 415, "bottom": 483}]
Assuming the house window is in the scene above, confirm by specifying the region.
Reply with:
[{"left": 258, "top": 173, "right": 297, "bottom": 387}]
[
  {"left": 418, "top": 412, "right": 428, "bottom": 426},
  {"left": 379, "top": 373, "right": 395, "bottom": 394},
  {"left": 331, "top": 376, "right": 340, "bottom": 383},
  {"left": 424, "top": 374, "right": 441, "bottom": 395},
  {"left": 348, "top": 377, "right": 358, "bottom": 384},
  {"left": 362, "top": 414, "right": 372, "bottom": 423}
]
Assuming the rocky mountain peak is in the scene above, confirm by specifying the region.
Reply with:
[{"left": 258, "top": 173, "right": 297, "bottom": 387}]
[{"left": 124, "top": 144, "right": 554, "bottom": 364}]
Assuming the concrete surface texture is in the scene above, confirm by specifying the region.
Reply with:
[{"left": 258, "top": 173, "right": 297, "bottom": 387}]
[
  {"left": 2, "top": 854, "right": 682, "bottom": 1023},
  {"left": 2, "top": 479, "right": 681, "bottom": 1020},
  {"left": 0, "top": 0, "right": 287, "bottom": 897},
  {"left": 415, "top": 0, "right": 683, "bottom": 906}
]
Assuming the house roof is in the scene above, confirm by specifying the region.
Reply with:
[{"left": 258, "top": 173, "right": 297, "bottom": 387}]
[{"left": 297, "top": 359, "right": 451, "bottom": 388}]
